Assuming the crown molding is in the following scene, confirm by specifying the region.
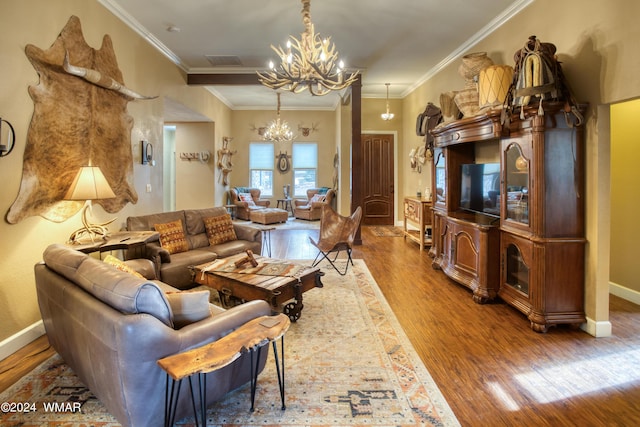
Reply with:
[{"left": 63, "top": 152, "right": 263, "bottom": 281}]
[
  {"left": 98, "top": 0, "right": 186, "bottom": 71},
  {"left": 401, "top": 0, "right": 535, "bottom": 98}
]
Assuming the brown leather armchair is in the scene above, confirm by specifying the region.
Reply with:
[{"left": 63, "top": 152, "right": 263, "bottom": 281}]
[
  {"left": 309, "top": 204, "right": 362, "bottom": 275},
  {"left": 293, "top": 188, "right": 335, "bottom": 220},
  {"left": 229, "top": 187, "right": 271, "bottom": 220}
]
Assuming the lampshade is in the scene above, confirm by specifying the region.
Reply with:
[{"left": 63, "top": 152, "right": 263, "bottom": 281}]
[
  {"left": 64, "top": 166, "right": 116, "bottom": 201},
  {"left": 64, "top": 165, "right": 116, "bottom": 244}
]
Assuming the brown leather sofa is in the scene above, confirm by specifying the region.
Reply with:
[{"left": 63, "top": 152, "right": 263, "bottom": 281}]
[
  {"left": 293, "top": 188, "right": 336, "bottom": 220},
  {"left": 35, "top": 244, "right": 271, "bottom": 427},
  {"left": 229, "top": 187, "right": 271, "bottom": 220},
  {"left": 126, "top": 207, "right": 262, "bottom": 289}
]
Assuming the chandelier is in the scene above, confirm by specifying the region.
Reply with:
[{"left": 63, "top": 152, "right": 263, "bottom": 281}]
[
  {"left": 381, "top": 83, "right": 394, "bottom": 121},
  {"left": 257, "top": 0, "right": 359, "bottom": 96},
  {"left": 263, "top": 93, "right": 296, "bottom": 143}
]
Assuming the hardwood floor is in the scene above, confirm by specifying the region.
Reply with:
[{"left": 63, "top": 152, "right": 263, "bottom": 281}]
[{"left": 2, "top": 226, "right": 640, "bottom": 426}]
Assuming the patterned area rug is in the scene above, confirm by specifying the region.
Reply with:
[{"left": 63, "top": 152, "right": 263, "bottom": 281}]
[
  {"left": 0, "top": 260, "right": 459, "bottom": 427},
  {"left": 369, "top": 226, "right": 405, "bottom": 237}
]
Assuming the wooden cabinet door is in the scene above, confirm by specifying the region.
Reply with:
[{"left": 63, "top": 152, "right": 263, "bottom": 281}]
[
  {"left": 501, "top": 136, "right": 533, "bottom": 236},
  {"left": 451, "top": 226, "right": 479, "bottom": 278},
  {"left": 499, "top": 232, "right": 533, "bottom": 315}
]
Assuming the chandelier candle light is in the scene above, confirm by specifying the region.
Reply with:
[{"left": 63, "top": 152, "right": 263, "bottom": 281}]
[
  {"left": 263, "top": 93, "right": 296, "bottom": 143},
  {"left": 381, "top": 83, "right": 394, "bottom": 121},
  {"left": 257, "top": 0, "right": 359, "bottom": 96}
]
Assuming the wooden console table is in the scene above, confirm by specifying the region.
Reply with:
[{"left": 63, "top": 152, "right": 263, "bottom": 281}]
[
  {"left": 158, "top": 314, "right": 290, "bottom": 427},
  {"left": 403, "top": 197, "right": 432, "bottom": 251}
]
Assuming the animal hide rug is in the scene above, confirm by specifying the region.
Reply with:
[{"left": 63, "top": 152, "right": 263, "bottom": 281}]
[{"left": 6, "top": 15, "right": 140, "bottom": 224}]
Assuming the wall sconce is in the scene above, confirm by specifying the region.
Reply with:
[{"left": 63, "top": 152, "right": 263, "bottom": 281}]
[
  {"left": 141, "top": 140, "right": 155, "bottom": 166},
  {"left": 0, "top": 118, "right": 16, "bottom": 157}
]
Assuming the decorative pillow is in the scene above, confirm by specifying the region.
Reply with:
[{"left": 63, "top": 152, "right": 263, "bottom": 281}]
[
  {"left": 103, "top": 254, "right": 145, "bottom": 279},
  {"left": 165, "top": 290, "right": 211, "bottom": 329},
  {"left": 238, "top": 192, "right": 256, "bottom": 206},
  {"left": 204, "top": 214, "right": 237, "bottom": 245},
  {"left": 154, "top": 219, "right": 189, "bottom": 254},
  {"left": 310, "top": 194, "right": 326, "bottom": 203}
]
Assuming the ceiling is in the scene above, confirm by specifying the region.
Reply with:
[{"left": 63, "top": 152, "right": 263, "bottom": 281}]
[{"left": 100, "top": 0, "right": 532, "bottom": 111}]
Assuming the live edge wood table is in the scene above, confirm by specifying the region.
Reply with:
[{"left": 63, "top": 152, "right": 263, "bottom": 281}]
[
  {"left": 191, "top": 253, "right": 324, "bottom": 322},
  {"left": 157, "top": 314, "right": 290, "bottom": 427}
]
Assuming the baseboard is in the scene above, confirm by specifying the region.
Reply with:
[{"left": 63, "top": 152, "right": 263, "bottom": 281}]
[
  {"left": 0, "top": 321, "right": 46, "bottom": 362},
  {"left": 610, "top": 281, "right": 640, "bottom": 305},
  {"left": 581, "top": 316, "right": 612, "bottom": 337}
]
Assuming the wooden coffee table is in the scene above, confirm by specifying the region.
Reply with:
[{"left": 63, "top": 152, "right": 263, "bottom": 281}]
[{"left": 192, "top": 253, "right": 323, "bottom": 321}]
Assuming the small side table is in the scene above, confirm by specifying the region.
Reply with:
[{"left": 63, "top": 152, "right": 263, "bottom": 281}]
[
  {"left": 157, "top": 314, "right": 290, "bottom": 427},
  {"left": 254, "top": 225, "right": 276, "bottom": 257},
  {"left": 224, "top": 204, "right": 238, "bottom": 220},
  {"left": 276, "top": 198, "right": 294, "bottom": 216},
  {"left": 68, "top": 230, "right": 160, "bottom": 259}
]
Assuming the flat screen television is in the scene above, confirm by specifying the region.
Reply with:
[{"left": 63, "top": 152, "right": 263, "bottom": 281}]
[{"left": 460, "top": 163, "right": 500, "bottom": 217}]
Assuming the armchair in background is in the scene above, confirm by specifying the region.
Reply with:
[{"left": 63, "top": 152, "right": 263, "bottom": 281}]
[
  {"left": 229, "top": 187, "right": 271, "bottom": 220},
  {"left": 293, "top": 188, "right": 335, "bottom": 220}
]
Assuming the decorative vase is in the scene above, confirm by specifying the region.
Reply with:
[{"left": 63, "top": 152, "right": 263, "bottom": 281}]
[
  {"left": 458, "top": 52, "right": 494, "bottom": 88},
  {"left": 478, "top": 65, "right": 514, "bottom": 109}
]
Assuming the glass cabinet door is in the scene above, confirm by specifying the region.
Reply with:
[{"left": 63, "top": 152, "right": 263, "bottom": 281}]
[
  {"left": 434, "top": 148, "right": 446, "bottom": 208},
  {"left": 504, "top": 143, "right": 529, "bottom": 225},
  {"left": 505, "top": 243, "right": 529, "bottom": 295}
]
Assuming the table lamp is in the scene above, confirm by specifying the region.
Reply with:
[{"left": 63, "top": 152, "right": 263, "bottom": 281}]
[{"left": 64, "top": 165, "right": 117, "bottom": 243}]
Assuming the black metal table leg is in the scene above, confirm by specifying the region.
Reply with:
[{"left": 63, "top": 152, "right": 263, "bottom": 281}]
[
  {"left": 164, "top": 374, "right": 182, "bottom": 427},
  {"left": 272, "top": 336, "right": 286, "bottom": 409}
]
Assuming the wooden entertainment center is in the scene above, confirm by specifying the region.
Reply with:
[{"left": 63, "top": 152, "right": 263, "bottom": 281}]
[{"left": 430, "top": 102, "right": 586, "bottom": 332}]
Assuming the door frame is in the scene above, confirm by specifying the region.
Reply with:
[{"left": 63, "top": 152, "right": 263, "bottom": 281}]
[{"left": 361, "top": 130, "right": 399, "bottom": 226}]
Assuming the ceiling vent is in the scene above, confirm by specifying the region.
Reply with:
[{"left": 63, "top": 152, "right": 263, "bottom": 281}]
[{"left": 205, "top": 55, "right": 243, "bottom": 67}]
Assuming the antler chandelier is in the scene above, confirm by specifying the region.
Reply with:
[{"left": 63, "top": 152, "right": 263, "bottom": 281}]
[
  {"left": 263, "top": 93, "right": 296, "bottom": 143},
  {"left": 257, "top": 0, "right": 359, "bottom": 96}
]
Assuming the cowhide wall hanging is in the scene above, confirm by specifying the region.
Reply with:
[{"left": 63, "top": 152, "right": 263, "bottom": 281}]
[{"left": 6, "top": 15, "right": 155, "bottom": 224}]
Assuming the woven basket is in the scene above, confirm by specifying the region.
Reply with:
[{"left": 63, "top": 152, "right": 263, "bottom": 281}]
[
  {"left": 454, "top": 88, "right": 481, "bottom": 117},
  {"left": 458, "top": 52, "right": 494, "bottom": 88},
  {"left": 440, "top": 91, "right": 460, "bottom": 122}
]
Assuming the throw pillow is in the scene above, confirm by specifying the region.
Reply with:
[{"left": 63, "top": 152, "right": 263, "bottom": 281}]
[
  {"left": 103, "top": 254, "right": 145, "bottom": 279},
  {"left": 238, "top": 192, "right": 256, "bottom": 206},
  {"left": 154, "top": 219, "right": 189, "bottom": 254},
  {"left": 204, "top": 214, "right": 237, "bottom": 245},
  {"left": 165, "top": 290, "right": 211, "bottom": 329},
  {"left": 310, "top": 194, "right": 326, "bottom": 203}
]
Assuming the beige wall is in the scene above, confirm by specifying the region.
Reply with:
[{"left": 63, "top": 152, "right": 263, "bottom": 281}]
[
  {"left": 400, "top": 0, "right": 640, "bottom": 334},
  {"left": 0, "top": 0, "right": 231, "bottom": 343},
  {"left": 610, "top": 99, "right": 640, "bottom": 292},
  {"left": 229, "top": 109, "right": 337, "bottom": 204},
  {"left": 172, "top": 122, "right": 217, "bottom": 210},
  {"left": 1, "top": 0, "right": 637, "bottom": 343}
]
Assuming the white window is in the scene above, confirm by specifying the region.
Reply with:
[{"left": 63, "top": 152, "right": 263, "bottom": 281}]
[
  {"left": 249, "top": 143, "right": 274, "bottom": 196},
  {"left": 292, "top": 143, "right": 318, "bottom": 197}
]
